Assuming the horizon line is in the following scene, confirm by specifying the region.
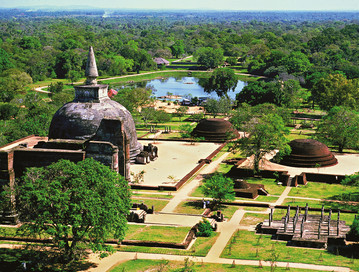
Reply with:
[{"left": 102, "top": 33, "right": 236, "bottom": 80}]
[{"left": 2, "top": 7, "right": 359, "bottom": 12}]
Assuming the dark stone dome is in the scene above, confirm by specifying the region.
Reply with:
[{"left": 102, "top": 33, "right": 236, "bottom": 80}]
[
  {"left": 280, "top": 139, "right": 337, "bottom": 168},
  {"left": 192, "top": 118, "right": 240, "bottom": 141},
  {"left": 49, "top": 96, "right": 142, "bottom": 161}
]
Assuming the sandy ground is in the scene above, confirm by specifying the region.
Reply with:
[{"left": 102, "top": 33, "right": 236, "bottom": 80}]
[
  {"left": 154, "top": 100, "right": 204, "bottom": 114},
  {"left": 238, "top": 152, "right": 359, "bottom": 177},
  {"left": 130, "top": 140, "right": 221, "bottom": 186}
]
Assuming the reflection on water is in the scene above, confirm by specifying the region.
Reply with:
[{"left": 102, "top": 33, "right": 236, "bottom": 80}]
[{"left": 116, "top": 76, "right": 247, "bottom": 100}]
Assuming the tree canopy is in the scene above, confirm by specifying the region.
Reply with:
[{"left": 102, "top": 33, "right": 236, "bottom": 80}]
[
  {"left": 230, "top": 105, "right": 291, "bottom": 173},
  {"left": 315, "top": 106, "right": 359, "bottom": 153},
  {"left": 194, "top": 47, "right": 224, "bottom": 69},
  {"left": 201, "top": 173, "right": 235, "bottom": 206},
  {"left": 16, "top": 158, "right": 131, "bottom": 261},
  {"left": 200, "top": 68, "right": 238, "bottom": 97},
  {"left": 311, "top": 74, "right": 359, "bottom": 111}
]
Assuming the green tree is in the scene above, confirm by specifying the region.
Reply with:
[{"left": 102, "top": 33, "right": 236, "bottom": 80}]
[
  {"left": 347, "top": 216, "right": 359, "bottom": 241},
  {"left": 175, "top": 106, "right": 188, "bottom": 121},
  {"left": 316, "top": 106, "right": 359, "bottom": 153},
  {"left": 179, "top": 123, "right": 195, "bottom": 139},
  {"left": 196, "top": 219, "right": 213, "bottom": 237},
  {"left": 283, "top": 51, "right": 312, "bottom": 75},
  {"left": 153, "top": 110, "right": 171, "bottom": 125},
  {"left": 140, "top": 107, "right": 157, "bottom": 127},
  {"left": 16, "top": 158, "right": 131, "bottom": 262},
  {"left": 204, "top": 97, "right": 235, "bottom": 118},
  {"left": 0, "top": 48, "right": 14, "bottom": 73},
  {"left": 0, "top": 69, "right": 33, "bottom": 102},
  {"left": 201, "top": 173, "right": 235, "bottom": 207},
  {"left": 231, "top": 107, "right": 291, "bottom": 173},
  {"left": 48, "top": 82, "right": 64, "bottom": 94},
  {"left": 311, "top": 74, "right": 359, "bottom": 111},
  {"left": 200, "top": 68, "right": 238, "bottom": 97},
  {"left": 194, "top": 47, "right": 224, "bottom": 69},
  {"left": 112, "top": 87, "right": 153, "bottom": 114},
  {"left": 226, "top": 56, "right": 238, "bottom": 66},
  {"left": 171, "top": 40, "right": 185, "bottom": 58},
  {"left": 236, "top": 81, "right": 275, "bottom": 106},
  {"left": 0, "top": 103, "right": 19, "bottom": 120},
  {"left": 66, "top": 70, "right": 82, "bottom": 84}
]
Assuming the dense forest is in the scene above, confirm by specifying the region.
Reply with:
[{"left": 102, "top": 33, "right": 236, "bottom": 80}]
[{"left": 0, "top": 10, "right": 359, "bottom": 147}]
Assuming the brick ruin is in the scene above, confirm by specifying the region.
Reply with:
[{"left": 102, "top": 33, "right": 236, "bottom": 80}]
[
  {"left": 0, "top": 47, "right": 143, "bottom": 224},
  {"left": 258, "top": 204, "right": 350, "bottom": 248}
]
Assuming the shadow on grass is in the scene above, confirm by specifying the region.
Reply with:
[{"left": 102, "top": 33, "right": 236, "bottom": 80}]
[
  {"left": 327, "top": 244, "right": 359, "bottom": 259},
  {"left": 183, "top": 201, "right": 203, "bottom": 211},
  {"left": 0, "top": 247, "right": 97, "bottom": 272}
]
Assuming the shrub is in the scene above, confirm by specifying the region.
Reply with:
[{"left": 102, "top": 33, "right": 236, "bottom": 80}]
[{"left": 196, "top": 219, "right": 213, "bottom": 237}]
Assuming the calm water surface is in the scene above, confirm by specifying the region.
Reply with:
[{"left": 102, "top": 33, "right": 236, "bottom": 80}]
[{"left": 120, "top": 76, "right": 247, "bottom": 100}]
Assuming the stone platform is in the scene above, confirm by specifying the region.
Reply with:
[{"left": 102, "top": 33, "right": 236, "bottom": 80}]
[{"left": 258, "top": 205, "right": 350, "bottom": 248}]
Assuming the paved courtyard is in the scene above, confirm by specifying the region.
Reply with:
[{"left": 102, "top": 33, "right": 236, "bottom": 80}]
[{"left": 130, "top": 140, "right": 221, "bottom": 186}]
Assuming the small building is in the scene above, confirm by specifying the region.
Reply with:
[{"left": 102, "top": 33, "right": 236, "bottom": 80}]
[{"left": 153, "top": 58, "right": 170, "bottom": 66}]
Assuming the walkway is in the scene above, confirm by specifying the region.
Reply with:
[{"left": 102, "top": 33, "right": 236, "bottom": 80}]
[
  {"left": 205, "top": 209, "right": 245, "bottom": 260},
  {"left": 161, "top": 152, "right": 230, "bottom": 213}
]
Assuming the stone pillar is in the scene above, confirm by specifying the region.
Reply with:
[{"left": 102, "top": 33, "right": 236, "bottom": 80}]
[
  {"left": 300, "top": 217, "right": 305, "bottom": 238},
  {"left": 305, "top": 203, "right": 308, "bottom": 222}
]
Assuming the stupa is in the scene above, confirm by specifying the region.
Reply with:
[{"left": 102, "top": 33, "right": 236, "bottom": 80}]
[
  {"left": 280, "top": 139, "right": 337, "bottom": 168},
  {"left": 191, "top": 118, "right": 240, "bottom": 141},
  {"left": 49, "top": 47, "right": 142, "bottom": 163}
]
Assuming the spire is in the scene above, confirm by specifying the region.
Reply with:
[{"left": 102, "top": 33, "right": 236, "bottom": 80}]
[{"left": 85, "top": 46, "right": 98, "bottom": 85}]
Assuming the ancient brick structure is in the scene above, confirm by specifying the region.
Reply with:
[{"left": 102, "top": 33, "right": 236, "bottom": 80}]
[
  {"left": 258, "top": 205, "right": 350, "bottom": 248},
  {"left": 233, "top": 179, "right": 268, "bottom": 199},
  {"left": 0, "top": 47, "right": 142, "bottom": 223},
  {"left": 191, "top": 118, "right": 240, "bottom": 141},
  {"left": 280, "top": 139, "right": 337, "bottom": 168}
]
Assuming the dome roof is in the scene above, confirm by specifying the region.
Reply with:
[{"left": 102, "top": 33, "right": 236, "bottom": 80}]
[
  {"left": 280, "top": 139, "right": 337, "bottom": 168},
  {"left": 192, "top": 118, "right": 240, "bottom": 141},
  {"left": 49, "top": 47, "right": 141, "bottom": 161}
]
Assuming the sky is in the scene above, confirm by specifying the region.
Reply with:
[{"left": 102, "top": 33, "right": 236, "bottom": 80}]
[{"left": 0, "top": 0, "right": 358, "bottom": 11}]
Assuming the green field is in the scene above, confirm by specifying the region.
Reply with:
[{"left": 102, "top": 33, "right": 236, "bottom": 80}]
[
  {"left": 221, "top": 230, "right": 358, "bottom": 271},
  {"left": 110, "top": 259, "right": 320, "bottom": 272}
]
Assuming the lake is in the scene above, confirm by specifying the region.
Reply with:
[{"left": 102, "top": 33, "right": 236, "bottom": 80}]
[{"left": 119, "top": 76, "right": 247, "bottom": 100}]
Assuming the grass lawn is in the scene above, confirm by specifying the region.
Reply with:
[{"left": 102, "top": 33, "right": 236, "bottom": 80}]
[
  {"left": 117, "top": 232, "right": 219, "bottom": 257},
  {"left": 240, "top": 213, "right": 267, "bottom": 227},
  {"left": 110, "top": 259, "right": 318, "bottom": 272},
  {"left": 216, "top": 164, "right": 233, "bottom": 174},
  {"left": 288, "top": 182, "right": 358, "bottom": 200},
  {"left": 236, "top": 195, "right": 279, "bottom": 203},
  {"left": 131, "top": 192, "right": 174, "bottom": 199},
  {"left": 221, "top": 230, "right": 359, "bottom": 271},
  {"left": 136, "top": 130, "right": 149, "bottom": 138},
  {"left": 288, "top": 129, "right": 315, "bottom": 141},
  {"left": 131, "top": 199, "right": 169, "bottom": 212},
  {"left": 125, "top": 225, "right": 190, "bottom": 243},
  {"left": 173, "top": 200, "right": 238, "bottom": 220}
]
